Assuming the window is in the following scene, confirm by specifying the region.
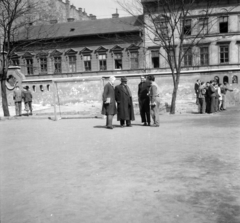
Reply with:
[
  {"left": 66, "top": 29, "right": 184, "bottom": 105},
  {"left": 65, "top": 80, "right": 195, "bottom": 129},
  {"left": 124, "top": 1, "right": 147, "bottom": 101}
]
[
  {"left": 54, "top": 57, "right": 62, "bottom": 73},
  {"left": 130, "top": 52, "right": 139, "bottom": 69},
  {"left": 155, "top": 18, "right": 169, "bottom": 40},
  {"left": 114, "top": 53, "right": 122, "bottom": 69},
  {"left": 199, "top": 17, "right": 208, "bottom": 34},
  {"left": 223, "top": 76, "right": 229, "bottom": 83},
  {"left": 32, "top": 85, "right": 36, "bottom": 92},
  {"left": 40, "top": 85, "right": 44, "bottom": 92},
  {"left": 232, "top": 75, "right": 238, "bottom": 84},
  {"left": 183, "top": 48, "right": 192, "bottom": 66},
  {"left": 47, "top": 85, "right": 50, "bottom": 91},
  {"left": 151, "top": 51, "right": 159, "bottom": 68},
  {"left": 200, "top": 46, "right": 209, "bottom": 65},
  {"left": 83, "top": 55, "right": 91, "bottom": 71},
  {"left": 40, "top": 58, "right": 47, "bottom": 73},
  {"left": 11, "top": 58, "right": 20, "bottom": 66},
  {"left": 219, "top": 45, "right": 229, "bottom": 64},
  {"left": 219, "top": 16, "right": 228, "bottom": 33},
  {"left": 99, "top": 54, "right": 107, "bottom": 71},
  {"left": 69, "top": 56, "right": 76, "bottom": 72},
  {"left": 26, "top": 58, "right": 33, "bottom": 75},
  {"left": 183, "top": 19, "right": 192, "bottom": 35}
]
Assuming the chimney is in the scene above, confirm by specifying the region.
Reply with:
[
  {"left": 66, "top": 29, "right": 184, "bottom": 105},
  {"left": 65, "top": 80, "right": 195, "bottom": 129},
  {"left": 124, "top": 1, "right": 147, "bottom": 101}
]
[
  {"left": 78, "top": 7, "right": 82, "bottom": 13},
  {"left": 67, "top": 18, "right": 75, "bottom": 22},
  {"left": 50, "top": 19, "right": 58, "bottom": 24},
  {"left": 89, "top": 14, "right": 97, "bottom": 20},
  {"left": 112, "top": 9, "right": 119, "bottom": 19}
]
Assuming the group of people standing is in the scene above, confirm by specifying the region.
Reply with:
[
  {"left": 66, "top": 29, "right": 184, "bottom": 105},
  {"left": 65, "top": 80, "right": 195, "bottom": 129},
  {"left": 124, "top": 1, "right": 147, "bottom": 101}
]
[
  {"left": 13, "top": 86, "right": 33, "bottom": 116},
  {"left": 194, "top": 79, "right": 233, "bottom": 114},
  {"left": 101, "top": 75, "right": 160, "bottom": 129}
]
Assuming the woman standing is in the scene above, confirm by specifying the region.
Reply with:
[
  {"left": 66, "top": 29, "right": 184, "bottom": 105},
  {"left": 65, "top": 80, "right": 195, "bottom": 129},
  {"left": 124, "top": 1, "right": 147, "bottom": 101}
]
[{"left": 101, "top": 76, "right": 117, "bottom": 129}]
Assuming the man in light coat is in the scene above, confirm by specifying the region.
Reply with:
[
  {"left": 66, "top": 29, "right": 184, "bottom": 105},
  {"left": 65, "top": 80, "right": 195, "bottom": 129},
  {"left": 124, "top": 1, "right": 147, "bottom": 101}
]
[
  {"left": 148, "top": 75, "right": 160, "bottom": 127},
  {"left": 13, "top": 86, "right": 23, "bottom": 116}
]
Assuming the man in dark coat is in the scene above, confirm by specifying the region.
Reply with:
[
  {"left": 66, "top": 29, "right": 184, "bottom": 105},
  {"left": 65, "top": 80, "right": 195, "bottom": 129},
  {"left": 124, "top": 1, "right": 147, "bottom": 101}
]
[
  {"left": 22, "top": 86, "right": 33, "bottom": 115},
  {"left": 13, "top": 86, "right": 23, "bottom": 116},
  {"left": 194, "top": 79, "right": 201, "bottom": 106},
  {"left": 209, "top": 80, "right": 216, "bottom": 114},
  {"left": 138, "top": 76, "right": 150, "bottom": 126},
  {"left": 115, "top": 76, "right": 135, "bottom": 127},
  {"left": 101, "top": 76, "right": 117, "bottom": 129}
]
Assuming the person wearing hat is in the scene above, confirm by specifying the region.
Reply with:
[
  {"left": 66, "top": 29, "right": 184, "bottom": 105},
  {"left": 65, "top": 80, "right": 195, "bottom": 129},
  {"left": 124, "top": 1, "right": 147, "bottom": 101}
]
[
  {"left": 22, "top": 86, "right": 33, "bottom": 115},
  {"left": 115, "top": 76, "right": 135, "bottom": 127},
  {"left": 13, "top": 86, "right": 24, "bottom": 116},
  {"left": 101, "top": 76, "right": 117, "bottom": 129},
  {"left": 138, "top": 76, "right": 151, "bottom": 126}
]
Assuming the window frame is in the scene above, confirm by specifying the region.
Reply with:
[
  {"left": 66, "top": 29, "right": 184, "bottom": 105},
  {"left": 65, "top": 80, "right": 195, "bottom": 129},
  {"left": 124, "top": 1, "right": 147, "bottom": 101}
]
[
  {"left": 54, "top": 56, "right": 62, "bottom": 73},
  {"left": 68, "top": 55, "right": 77, "bottom": 73},
  {"left": 199, "top": 46, "right": 209, "bottom": 66},
  {"left": 183, "top": 47, "right": 193, "bottom": 67},
  {"left": 26, "top": 58, "right": 34, "bottom": 75},
  {"left": 114, "top": 53, "right": 122, "bottom": 70},
  {"left": 219, "top": 45, "right": 229, "bottom": 64},
  {"left": 219, "top": 16, "right": 228, "bottom": 33},
  {"left": 130, "top": 52, "right": 139, "bottom": 69},
  {"left": 199, "top": 17, "right": 209, "bottom": 35},
  {"left": 83, "top": 55, "right": 91, "bottom": 71},
  {"left": 39, "top": 57, "right": 48, "bottom": 74},
  {"left": 99, "top": 54, "right": 107, "bottom": 71},
  {"left": 183, "top": 19, "right": 192, "bottom": 36},
  {"left": 151, "top": 50, "right": 159, "bottom": 68}
]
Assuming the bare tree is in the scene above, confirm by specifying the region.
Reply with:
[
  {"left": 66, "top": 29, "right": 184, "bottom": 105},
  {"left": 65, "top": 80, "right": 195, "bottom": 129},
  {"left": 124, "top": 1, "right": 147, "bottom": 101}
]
[
  {"left": 117, "top": 0, "right": 238, "bottom": 114},
  {"left": 0, "top": 0, "right": 39, "bottom": 116}
]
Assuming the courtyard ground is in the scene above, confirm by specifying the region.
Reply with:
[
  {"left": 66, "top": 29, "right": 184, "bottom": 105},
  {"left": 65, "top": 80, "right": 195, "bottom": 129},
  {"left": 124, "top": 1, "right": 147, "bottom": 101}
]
[{"left": 0, "top": 107, "right": 240, "bottom": 223}]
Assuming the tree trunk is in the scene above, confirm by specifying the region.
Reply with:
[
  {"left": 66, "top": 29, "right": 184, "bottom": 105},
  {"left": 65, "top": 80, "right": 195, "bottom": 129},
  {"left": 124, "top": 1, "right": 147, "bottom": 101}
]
[
  {"left": 170, "top": 83, "right": 179, "bottom": 114},
  {"left": 1, "top": 80, "right": 10, "bottom": 117}
]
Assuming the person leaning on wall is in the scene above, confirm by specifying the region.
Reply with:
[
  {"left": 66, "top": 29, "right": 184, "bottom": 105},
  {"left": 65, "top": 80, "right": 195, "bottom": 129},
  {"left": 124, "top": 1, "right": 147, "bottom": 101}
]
[
  {"left": 22, "top": 86, "right": 33, "bottom": 116},
  {"left": 101, "top": 76, "right": 117, "bottom": 129}
]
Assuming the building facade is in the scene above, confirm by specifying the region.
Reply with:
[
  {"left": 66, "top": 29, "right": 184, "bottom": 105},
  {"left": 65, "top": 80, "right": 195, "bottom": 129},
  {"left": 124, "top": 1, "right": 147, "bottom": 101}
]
[
  {"left": 11, "top": 16, "right": 144, "bottom": 79},
  {"left": 141, "top": 0, "right": 240, "bottom": 84}
]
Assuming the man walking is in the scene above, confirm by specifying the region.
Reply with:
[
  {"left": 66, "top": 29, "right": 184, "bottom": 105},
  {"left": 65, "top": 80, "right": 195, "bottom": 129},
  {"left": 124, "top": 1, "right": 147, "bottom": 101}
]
[
  {"left": 115, "top": 76, "right": 135, "bottom": 127},
  {"left": 13, "top": 86, "right": 23, "bottom": 116},
  {"left": 138, "top": 76, "right": 150, "bottom": 126},
  {"left": 101, "top": 76, "right": 117, "bottom": 129},
  {"left": 148, "top": 75, "right": 160, "bottom": 127}
]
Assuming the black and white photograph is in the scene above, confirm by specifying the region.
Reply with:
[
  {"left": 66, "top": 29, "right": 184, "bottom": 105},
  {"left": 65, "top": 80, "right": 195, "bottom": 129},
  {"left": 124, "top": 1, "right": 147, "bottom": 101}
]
[{"left": 0, "top": 0, "right": 240, "bottom": 222}]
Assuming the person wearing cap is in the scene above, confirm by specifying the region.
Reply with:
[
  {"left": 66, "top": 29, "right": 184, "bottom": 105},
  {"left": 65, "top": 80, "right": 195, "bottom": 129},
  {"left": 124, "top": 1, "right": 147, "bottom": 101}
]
[
  {"left": 101, "top": 76, "right": 117, "bottom": 129},
  {"left": 148, "top": 75, "right": 160, "bottom": 127},
  {"left": 138, "top": 76, "right": 151, "bottom": 126},
  {"left": 22, "top": 86, "right": 33, "bottom": 115},
  {"left": 13, "top": 86, "right": 24, "bottom": 116},
  {"left": 115, "top": 76, "right": 135, "bottom": 127}
]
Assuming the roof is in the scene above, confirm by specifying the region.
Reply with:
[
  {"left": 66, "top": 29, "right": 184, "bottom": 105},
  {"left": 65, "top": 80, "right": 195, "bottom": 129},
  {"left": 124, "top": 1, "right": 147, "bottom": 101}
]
[{"left": 15, "top": 16, "right": 143, "bottom": 41}]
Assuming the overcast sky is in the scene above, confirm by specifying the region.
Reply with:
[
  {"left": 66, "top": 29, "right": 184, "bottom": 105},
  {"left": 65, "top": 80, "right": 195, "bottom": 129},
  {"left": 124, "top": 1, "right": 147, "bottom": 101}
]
[{"left": 70, "top": 0, "right": 132, "bottom": 19}]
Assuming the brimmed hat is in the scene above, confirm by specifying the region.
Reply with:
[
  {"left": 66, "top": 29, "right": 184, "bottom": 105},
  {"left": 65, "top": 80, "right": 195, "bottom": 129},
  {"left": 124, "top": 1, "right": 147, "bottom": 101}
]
[{"left": 121, "top": 76, "right": 127, "bottom": 82}]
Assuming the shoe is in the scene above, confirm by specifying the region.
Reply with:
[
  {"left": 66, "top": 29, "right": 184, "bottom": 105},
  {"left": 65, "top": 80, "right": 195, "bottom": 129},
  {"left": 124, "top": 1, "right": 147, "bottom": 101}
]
[
  {"left": 143, "top": 123, "right": 147, "bottom": 126},
  {"left": 148, "top": 123, "right": 151, "bottom": 126},
  {"left": 120, "top": 125, "right": 124, "bottom": 128},
  {"left": 127, "top": 125, "right": 132, "bottom": 127},
  {"left": 151, "top": 124, "right": 159, "bottom": 127},
  {"left": 107, "top": 126, "right": 113, "bottom": 129}
]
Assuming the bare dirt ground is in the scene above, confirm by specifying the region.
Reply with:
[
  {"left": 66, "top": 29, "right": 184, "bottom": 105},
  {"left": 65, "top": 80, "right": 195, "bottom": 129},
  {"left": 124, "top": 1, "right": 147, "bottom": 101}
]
[{"left": 1, "top": 108, "right": 240, "bottom": 223}]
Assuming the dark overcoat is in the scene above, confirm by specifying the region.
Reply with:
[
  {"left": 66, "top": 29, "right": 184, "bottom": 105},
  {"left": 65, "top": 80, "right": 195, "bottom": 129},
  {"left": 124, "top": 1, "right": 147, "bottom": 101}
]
[
  {"left": 138, "top": 81, "right": 150, "bottom": 112},
  {"left": 101, "top": 82, "right": 117, "bottom": 115},
  {"left": 22, "top": 90, "right": 32, "bottom": 102},
  {"left": 115, "top": 83, "right": 135, "bottom": 121}
]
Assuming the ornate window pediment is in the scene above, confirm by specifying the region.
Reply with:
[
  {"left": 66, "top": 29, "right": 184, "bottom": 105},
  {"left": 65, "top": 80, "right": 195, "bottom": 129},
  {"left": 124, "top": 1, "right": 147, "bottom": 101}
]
[
  {"left": 126, "top": 44, "right": 140, "bottom": 51},
  {"left": 50, "top": 50, "right": 62, "bottom": 57},
  {"left": 110, "top": 45, "right": 124, "bottom": 52},
  {"left": 95, "top": 46, "right": 108, "bottom": 54},
  {"left": 22, "top": 52, "right": 34, "bottom": 58},
  {"left": 80, "top": 47, "right": 93, "bottom": 55},
  {"left": 65, "top": 49, "right": 77, "bottom": 55},
  {"left": 36, "top": 51, "right": 48, "bottom": 58}
]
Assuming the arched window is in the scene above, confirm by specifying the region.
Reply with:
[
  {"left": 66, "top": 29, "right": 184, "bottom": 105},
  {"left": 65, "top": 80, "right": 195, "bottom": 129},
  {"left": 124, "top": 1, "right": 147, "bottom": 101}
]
[
  {"left": 223, "top": 76, "right": 229, "bottom": 84},
  {"left": 47, "top": 84, "right": 50, "bottom": 91},
  {"left": 40, "top": 85, "right": 44, "bottom": 92},
  {"left": 232, "top": 75, "right": 238, "bottom": 84},
  {"left": 32, "top": 85, "right": 36, "bottom": 92},
  {"left": 214, "top": 76, "right": 220, "bottom": 84}
]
